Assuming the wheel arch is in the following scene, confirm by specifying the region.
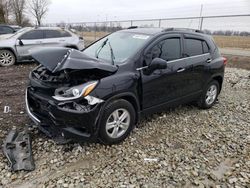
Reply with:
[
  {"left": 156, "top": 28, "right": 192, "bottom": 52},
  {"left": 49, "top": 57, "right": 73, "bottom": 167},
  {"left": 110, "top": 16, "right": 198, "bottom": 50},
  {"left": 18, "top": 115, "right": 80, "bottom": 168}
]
[
  {"left": 212, "top": 75, "right": 223, "bottom": 93},
  {"left": 0, "top": 47, "right": 17, "bottom": 60},
  {"left": 98, "top": 92, "right": 140, "bottom": 129}
]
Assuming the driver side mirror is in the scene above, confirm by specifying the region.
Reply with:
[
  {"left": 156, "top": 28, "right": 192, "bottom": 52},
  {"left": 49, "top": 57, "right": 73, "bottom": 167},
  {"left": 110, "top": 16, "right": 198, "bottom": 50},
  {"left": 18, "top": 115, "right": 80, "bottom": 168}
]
[
  {"left": 18, "top": 39, "right": 24, "bottom": 46},
  {"left": 145, "top": 58, "right": 167, "bottom": 74}
]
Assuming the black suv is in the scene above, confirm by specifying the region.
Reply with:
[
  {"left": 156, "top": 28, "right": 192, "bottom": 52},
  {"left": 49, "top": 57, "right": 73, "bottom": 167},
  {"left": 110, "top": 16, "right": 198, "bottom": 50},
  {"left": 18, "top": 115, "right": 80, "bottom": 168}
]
[{"left": 26, "top": 28, "right": 226, "bottom": 145}]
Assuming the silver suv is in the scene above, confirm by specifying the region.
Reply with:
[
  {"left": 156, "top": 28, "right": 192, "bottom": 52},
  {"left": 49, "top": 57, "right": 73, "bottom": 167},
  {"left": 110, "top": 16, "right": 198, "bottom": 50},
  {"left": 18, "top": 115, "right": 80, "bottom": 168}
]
[{"left": 0, "top": 27, "right": 85, "bottom": 67}]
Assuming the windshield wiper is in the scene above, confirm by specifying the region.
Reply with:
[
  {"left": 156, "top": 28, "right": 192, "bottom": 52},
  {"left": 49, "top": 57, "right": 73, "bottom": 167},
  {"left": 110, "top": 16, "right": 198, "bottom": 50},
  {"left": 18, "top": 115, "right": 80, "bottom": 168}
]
[
  {"left": 108, "top": 42, "right": 115, "bottom": 65},
  {"left": 95, "top": 38, "right": 108, "bottom": 59}
]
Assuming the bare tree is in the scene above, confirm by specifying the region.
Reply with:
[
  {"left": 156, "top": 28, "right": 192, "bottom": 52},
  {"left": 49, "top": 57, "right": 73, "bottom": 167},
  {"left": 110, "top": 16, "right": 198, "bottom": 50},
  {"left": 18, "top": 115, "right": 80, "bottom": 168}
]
[
  {"left": 10, "top": 0, "right": 26, "bottom": 26},
  {"left": 0, "top": 0, "right": 11, "bottom": 23},
  {"left": 29, "top": 0, "right": 51, "bottom": 26}
]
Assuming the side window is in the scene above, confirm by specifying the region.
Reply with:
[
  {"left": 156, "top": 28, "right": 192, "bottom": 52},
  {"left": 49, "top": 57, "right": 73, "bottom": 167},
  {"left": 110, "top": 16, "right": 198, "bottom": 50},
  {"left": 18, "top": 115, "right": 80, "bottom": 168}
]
[
  {"left": 185, "top": 38, "right": 210, "bottom": 56},
  {"left": 20, "top": 30, "right": 44, "bottom": 40},
  {"left": 44, "top": 30, "right": 62, "bottom": 38},
  {"left": 147, "top": 38, "right": 181, "bottom": 63},
  {"left": 185, "top": 38, "right": 203, "bottom": 56},
  {"left": 202, "top": 41, "right": 209, "bottom": 53},
  {"left": 0, "top": 26, "right": 14, "bottom": 33},
  {"left": 44, "top": 30, "right": 72, "bottom": 38},
  {"left": 60, "top": 30, "right": 71, "bottom": 37}
]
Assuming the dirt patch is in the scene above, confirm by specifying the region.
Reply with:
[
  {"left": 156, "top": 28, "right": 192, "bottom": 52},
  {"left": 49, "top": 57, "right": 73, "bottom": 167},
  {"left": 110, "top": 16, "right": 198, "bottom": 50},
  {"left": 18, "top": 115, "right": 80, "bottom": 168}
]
[
  {"left": 224, "top": 55, "right": 250, "bottom": 70},
  {"left": 213, "top": 35, "right": 250, "bottom": 49},
  {"left": 0, "top": 63, "right": 36, "bottom": 139}
]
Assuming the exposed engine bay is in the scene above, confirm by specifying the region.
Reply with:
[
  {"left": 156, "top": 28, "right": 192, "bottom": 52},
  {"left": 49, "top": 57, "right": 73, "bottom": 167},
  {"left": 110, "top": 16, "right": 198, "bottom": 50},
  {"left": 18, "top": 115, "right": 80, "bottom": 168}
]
[{"left": 31, "top": 65, "right": 113, "bottom": 87}]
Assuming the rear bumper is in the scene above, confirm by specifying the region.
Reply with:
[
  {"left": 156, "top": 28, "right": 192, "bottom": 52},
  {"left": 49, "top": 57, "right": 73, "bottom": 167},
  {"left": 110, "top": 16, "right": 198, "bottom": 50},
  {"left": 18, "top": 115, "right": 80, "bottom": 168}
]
[{"left": 25, "top": 88, "right": 103, "bottom": 142}]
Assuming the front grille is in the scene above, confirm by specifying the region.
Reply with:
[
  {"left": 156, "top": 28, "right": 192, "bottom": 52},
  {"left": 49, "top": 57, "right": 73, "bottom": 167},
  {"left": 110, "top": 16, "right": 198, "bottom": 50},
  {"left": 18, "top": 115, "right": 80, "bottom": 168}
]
[
  {"left": 32, "top": 66, "right": 67, "bottom": 84},
  {"left": 28, "top": 95, "right": 49, "bottom": 119}
]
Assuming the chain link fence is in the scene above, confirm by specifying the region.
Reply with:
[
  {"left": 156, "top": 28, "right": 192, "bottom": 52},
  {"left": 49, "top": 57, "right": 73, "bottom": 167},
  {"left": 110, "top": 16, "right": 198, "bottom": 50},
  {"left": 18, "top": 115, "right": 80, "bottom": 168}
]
[{"left": 46, "top": 14, "right": 250, "bottom": 48}]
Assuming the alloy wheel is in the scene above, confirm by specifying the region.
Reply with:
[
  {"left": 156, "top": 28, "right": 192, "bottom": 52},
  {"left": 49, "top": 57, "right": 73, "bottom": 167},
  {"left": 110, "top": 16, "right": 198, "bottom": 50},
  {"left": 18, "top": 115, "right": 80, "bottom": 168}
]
[
  {"left": 205, "top": 85, "right": 218, "bottom": 105},
  {"left": 0, "top": 51, "right": 15, "bottom": 66},
  {"left": 105, "top": 108, "right": 131, "bottom": 139}
]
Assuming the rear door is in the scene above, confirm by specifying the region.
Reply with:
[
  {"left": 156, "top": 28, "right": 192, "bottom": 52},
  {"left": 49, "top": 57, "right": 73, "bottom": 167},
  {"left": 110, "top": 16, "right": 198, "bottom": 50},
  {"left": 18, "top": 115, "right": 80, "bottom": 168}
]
[
  {"left": 183, "top": 35, "right": 211, "bottom": 93},
  {"left": 16, "top": 30, "right": 44, "bottom": 58},
  {"left": 43, "top": 29, "right": 73, "bottom": 47}
]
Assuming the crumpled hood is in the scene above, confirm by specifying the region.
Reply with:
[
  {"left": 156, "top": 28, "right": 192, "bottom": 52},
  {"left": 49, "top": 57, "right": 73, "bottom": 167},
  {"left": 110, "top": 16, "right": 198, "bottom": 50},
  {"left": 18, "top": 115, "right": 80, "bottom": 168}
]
[{"left": 30, "top": 47, "right": 118, "bottom": 73}]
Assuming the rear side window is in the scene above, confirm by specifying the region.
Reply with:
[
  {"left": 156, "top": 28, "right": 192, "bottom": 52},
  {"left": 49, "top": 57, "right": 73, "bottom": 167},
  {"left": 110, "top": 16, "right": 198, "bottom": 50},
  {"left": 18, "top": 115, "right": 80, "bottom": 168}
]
[
  {"left": 185, "top": 38, "right": 210, "bottom": 56},
  {"left": 44, "top": 30, "right": 72, "bottom": 38},
  {"left": 149, "top": 38, "right": 181, "bottom": 61},
  {"left": 20, "top": 30, "right": 44, "bottom": 40}
]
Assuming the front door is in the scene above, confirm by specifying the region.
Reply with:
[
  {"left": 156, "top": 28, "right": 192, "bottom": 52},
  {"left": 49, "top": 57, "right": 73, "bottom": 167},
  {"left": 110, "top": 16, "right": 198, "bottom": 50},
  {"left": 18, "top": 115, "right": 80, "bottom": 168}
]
[
  {"left": 16, "top": 30, "right": 44, "bottom": 58},
  {"left": 141, "top": 34, "right": 191, "bottom": 109}
]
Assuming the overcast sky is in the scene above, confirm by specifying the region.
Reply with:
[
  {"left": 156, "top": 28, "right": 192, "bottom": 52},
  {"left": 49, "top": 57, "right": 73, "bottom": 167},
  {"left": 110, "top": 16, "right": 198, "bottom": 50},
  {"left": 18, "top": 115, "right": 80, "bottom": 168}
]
[{"left": 44, "top": 0, "right": 250, "bottom": 24}]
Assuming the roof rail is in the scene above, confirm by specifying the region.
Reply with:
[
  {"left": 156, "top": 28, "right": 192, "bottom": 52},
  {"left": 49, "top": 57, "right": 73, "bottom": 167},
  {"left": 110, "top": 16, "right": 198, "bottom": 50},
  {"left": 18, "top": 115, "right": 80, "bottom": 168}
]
[
  {"left": 127, "top": 26, "right": 138, "bottom": 29},
  {"left": 162, "top": 28, "right": 204, "bottom": 33}
]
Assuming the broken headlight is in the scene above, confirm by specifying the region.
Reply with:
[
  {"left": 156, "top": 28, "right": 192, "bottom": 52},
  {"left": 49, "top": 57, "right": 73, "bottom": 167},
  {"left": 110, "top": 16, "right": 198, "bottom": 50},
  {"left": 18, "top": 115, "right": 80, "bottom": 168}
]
[{"left": 53, "top": 81, "right": 98, "bottom": 101}]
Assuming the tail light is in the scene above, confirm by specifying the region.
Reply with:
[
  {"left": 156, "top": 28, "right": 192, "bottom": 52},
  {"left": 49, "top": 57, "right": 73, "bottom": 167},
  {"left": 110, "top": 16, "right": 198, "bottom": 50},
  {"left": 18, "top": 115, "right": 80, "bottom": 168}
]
[{"left": 223, "top": 57, "right": 227, "bottom": 65}]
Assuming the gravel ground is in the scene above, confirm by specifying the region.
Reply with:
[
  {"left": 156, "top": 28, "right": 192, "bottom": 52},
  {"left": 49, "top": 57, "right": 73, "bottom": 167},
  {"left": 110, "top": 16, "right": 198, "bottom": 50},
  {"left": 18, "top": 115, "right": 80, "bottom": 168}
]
[{"left": 0, "top": 66, "right": 249, "bottom": 188}]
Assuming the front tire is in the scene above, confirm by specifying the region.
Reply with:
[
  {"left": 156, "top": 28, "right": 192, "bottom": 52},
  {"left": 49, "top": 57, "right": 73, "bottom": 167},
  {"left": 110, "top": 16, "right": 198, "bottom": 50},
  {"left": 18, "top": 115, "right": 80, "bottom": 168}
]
[
  {"left": 198, "top": 80, "right": 220, "bottom": 109},
  {"left": 0, "top": 50, "right": 16, "bottom": 67},
  {"left": 99, "top": 99, "right": 136, "bottom": 145}
]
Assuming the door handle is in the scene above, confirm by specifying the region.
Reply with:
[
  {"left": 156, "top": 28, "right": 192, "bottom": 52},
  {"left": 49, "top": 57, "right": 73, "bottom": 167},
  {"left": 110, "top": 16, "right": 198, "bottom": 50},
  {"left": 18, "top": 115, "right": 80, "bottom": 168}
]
[
  {"left": 177, "top": 68, "right": 185, "bottom": 73},
  {"left": 206, "top": 59, "right": 212, "bottom": 63}
]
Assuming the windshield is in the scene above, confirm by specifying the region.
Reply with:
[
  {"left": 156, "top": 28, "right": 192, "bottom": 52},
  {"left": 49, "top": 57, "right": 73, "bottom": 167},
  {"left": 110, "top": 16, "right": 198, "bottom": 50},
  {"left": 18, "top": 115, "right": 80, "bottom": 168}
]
[{"left": 83, "top": 32, "right": 151, "bottom": 65}]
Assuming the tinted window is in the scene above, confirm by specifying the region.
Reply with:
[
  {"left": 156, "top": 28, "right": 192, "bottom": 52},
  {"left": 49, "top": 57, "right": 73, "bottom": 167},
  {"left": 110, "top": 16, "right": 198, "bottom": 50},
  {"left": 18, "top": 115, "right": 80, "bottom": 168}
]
[
  {"left": 185, "top": 38, "right": 210, "bottom": 56},
  {"left": 20, "top": 30, "right": 44, "bottom": 40},
  {"left": 185, "top": 38, "right": 203, "bottom": 56},
  {"left": 44, "top": 30, "right": 61, "bottom": 38},
  {"left": 60, "top": 30, "right": 71, "bottom": 37},
  {"left": 44, "top": 30, "right": 71, "bottom": 38},
  {"left": 0, "top": 26, "right": 14, "bottom": 34},
  {"left": 202, "top": 41, "right": 209, "bottom": 53},
  {"left": 148, "top": 38, "right": 181, "bottom": 62}
]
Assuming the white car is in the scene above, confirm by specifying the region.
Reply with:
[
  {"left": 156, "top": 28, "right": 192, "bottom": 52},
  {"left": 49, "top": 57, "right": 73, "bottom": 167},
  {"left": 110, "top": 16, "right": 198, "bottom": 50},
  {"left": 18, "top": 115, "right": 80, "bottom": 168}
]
[{"left": 0, "top": 27, "right": 85, "bottom": 66}]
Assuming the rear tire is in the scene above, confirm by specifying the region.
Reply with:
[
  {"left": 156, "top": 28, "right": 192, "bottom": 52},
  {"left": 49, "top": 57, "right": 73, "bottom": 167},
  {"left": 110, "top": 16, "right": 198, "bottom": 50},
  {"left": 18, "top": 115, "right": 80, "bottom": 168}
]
[
  {"left": 198, "top": 80, "right": 220, "bottom": 109},
  {"left": 98, "top": 99, "right": 135, "bottom": 145},
  {"left": 0, "top": 49, "right": 16, "bottom": 67}
]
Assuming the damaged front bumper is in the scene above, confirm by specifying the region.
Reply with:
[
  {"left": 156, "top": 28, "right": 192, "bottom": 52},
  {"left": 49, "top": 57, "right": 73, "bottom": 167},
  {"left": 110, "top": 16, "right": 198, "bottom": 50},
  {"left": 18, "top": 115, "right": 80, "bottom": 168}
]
[
  {"left": 25, "top": 88, "right": 104, "bottom": 143},
  {"left": 3, "top": 130, "right": 35, "bottom": 171}
]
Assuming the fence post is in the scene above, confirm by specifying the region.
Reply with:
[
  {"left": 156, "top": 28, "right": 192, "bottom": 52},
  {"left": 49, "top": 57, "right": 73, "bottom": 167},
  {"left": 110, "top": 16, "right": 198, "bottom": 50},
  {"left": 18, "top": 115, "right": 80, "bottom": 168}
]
[
  {"left": 199, "top": 17, "right": 203, "bottom": 30},
  {"left": 94, "top": 22, "right": 97, "bottom": 41},
  {"left": 158, "top": 19, "right": 161, "bottom": 28}
]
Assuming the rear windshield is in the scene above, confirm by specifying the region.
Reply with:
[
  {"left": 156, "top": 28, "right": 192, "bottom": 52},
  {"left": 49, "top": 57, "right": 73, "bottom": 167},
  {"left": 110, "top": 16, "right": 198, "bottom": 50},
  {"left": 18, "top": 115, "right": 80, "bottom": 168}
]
[{"left": 83, "top": 32, "right": 151, "bottom": 65}]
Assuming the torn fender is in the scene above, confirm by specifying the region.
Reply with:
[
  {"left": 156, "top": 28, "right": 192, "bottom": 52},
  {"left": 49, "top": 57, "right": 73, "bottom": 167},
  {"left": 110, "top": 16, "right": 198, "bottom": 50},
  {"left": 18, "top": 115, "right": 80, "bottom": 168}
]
[
  {"left": 30, "top": 47, "right": 118, "bottom": 73},
  {"left": 3, "top": 130, "right": 35, "bottom": 171}
]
